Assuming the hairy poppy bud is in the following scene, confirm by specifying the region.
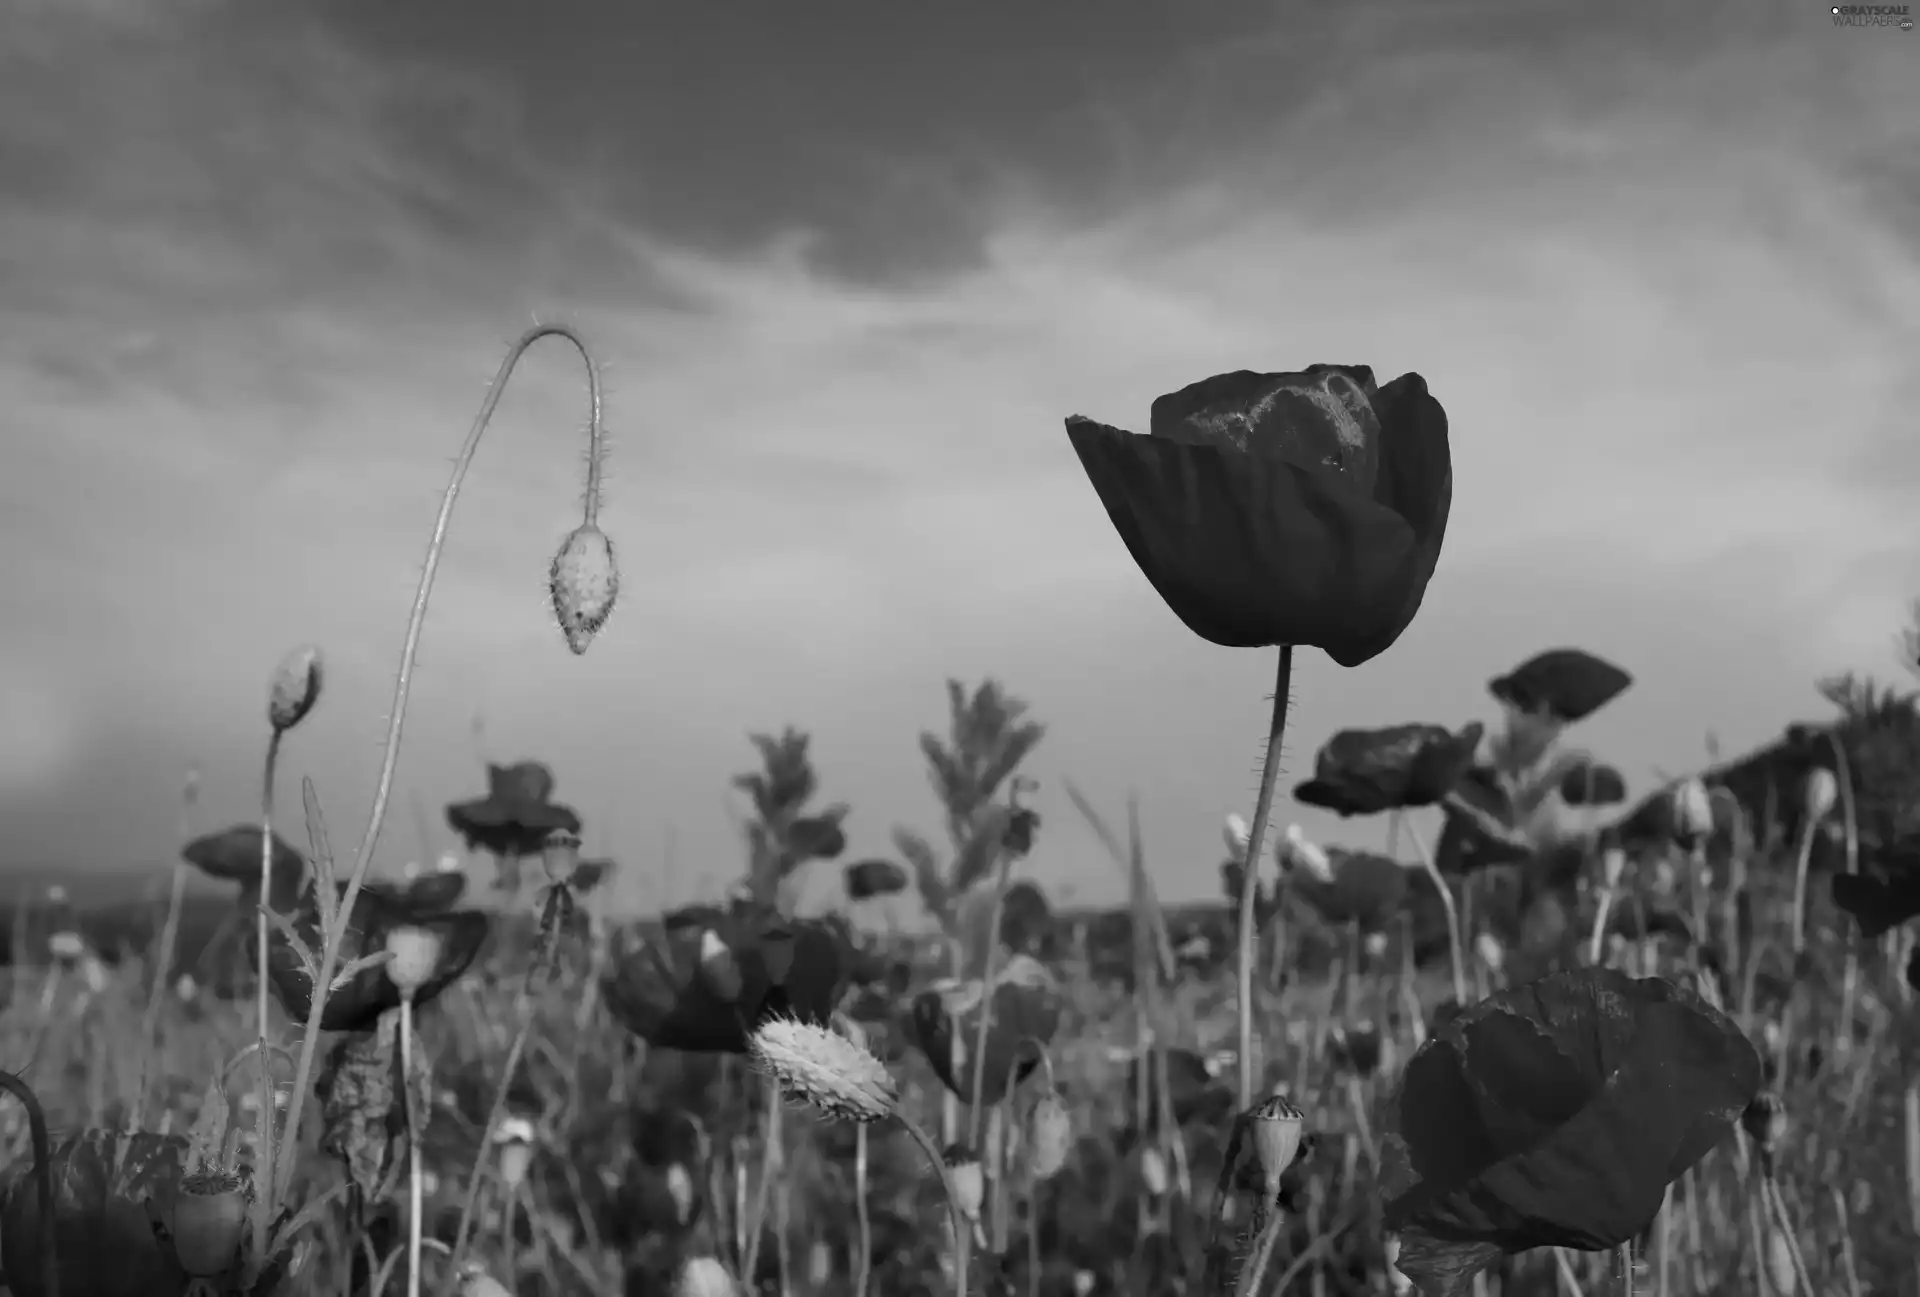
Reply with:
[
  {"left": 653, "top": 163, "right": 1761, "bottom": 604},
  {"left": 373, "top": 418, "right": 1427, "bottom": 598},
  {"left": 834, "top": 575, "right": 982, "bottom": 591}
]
[
  {"left": 1671, "top": 779, "right": 1714, "bottom": 848},
  {"left": 1741, "top": 1091, "right": 1788, "bottom": 1152},
  {"left": 698, "top": 929, "right": 742, "bottom": 1003},
  {"left": 943, "top": 1145, "right": 985, "bottom": 1223},
  {"left": 1248, "top": 1094, "right": 1305, "bottom": 1197},
  {"left": 1802, "top": 768, "right": 1838, "bottom": 823},
  {"left": 666, "top": 1161, "right": 696, "bottom": 1224},
  {"left": 170, "top": 1169, "right": 250, "bottom": 1277},
  {"left": 495, "top": 1115, "right": 536, "bottom": 1191},
  {"left": 1280, "top": 825, "right": 1334, "bottom": 883},
  {"left": 267, "top": 644, "right": 324, "bottom": 732},
  {"left": 456, "top": 1265, "right": 513, "bottom": 1297},
  {"left": 1474, "top": 932, "right": 1506, "bottom": 977},
  {"left": 749, "top": 1016, "right": 900, "bottom": 1123},
  {"left": 672, "top": 1256, "right": 739, "bottom": 1297},
  {"left": 384, "top": 925, "right": 443, "bottom": 998},
  {"left": 1223, "top": 812, "right": 1251, "bottom": 859},
  {"left": 1139, "top": 1145, "right": 1169, "bottom": 1197},
  {"left": 1025, "top": 1089, "right": 1073, "bottom": 1181},
  {"left": 549, "top": 523, "right": 619, "bottom": 655}
]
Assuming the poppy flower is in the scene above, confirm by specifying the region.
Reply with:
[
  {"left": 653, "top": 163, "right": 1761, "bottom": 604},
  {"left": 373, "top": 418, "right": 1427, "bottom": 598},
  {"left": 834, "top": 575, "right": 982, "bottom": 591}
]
[
  {"left": 843, "top": 858, "right": 908, "bottom": 901},
  {"left": 1381, "top": 968, "right": 1759, "bottom": 1296},
  {"left": 1557, "top": 760, "right": 1627, "bottom": 807},
  {"left": 0, "top": 1127, "right": 191, "bottom": 1297},
  {"left": 262, "top": 882, "right": 489, "bottom": 1031},
  {"left": 1290, "top": 847, "right": 1411, "bottom": 931},
  {"left": 911, "top": 954, "right": 1063, "bottom": 1104},
  {"left": 1831, "top": 835, "right": 1920, "bottom": 938},
  {"left": 601, "top": 906, "right": 850, "bottom": 1054},
  {"left": 1488, "top": 649, "right": 1633, "bottom": 724},
  {"left": 444, "top": 761, "right": 583, "bottom": 861},
  {"left": 1434, "top": 769, "right": 1533, "bottom": 874},
  {"left": 1294, "top": 723, "right": 1484, "bottom": 817},
  {"left": 181, "top": 825, "right": 306, "bottom": 909},
  {"left": 1113, "top": 1046, "right": 1237, "bottom": 1130},
  {"left": 397, "top": 870, "right": 467, "bottom": 913},
  {"left": 1065, "top": 364, "right": 1452, "bottom": 665}
]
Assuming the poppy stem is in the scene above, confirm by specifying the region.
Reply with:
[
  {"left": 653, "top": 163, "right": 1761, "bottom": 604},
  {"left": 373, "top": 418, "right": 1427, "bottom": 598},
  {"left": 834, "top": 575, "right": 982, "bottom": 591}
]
[
  {"left": 0, "top": 1070, "right": 56, "bottom": 1297},
  {"left": 1236, "top": 644, "right": 1295, "bottom": 1111},
  {"left": 272, "top": 324, "right": 607, "bottom": 1213}
]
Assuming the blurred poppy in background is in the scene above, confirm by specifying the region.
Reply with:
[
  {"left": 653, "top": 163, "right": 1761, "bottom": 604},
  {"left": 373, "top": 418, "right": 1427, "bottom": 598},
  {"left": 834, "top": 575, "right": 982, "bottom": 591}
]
[
  {"left": 1293, "top": 722, "right": 1484, "bottom": 816},
  {"left": 843, "top": 858, "right": 908, "bottom": 902},
  {"left": 601, "top": 905, "right": 850, "bottom": 1054},
  {"left": 1831, "top": 835, "right": 1920, "bottom": 937},
  {"left": 445, "top": 761, "right": 582, "bottom": 892},
  {"left": 1489, "top": 649, "right": 1633, "bottom": 724},
  {"left": 1381, "top": 968, "right": 1758, "bottom": 1296},
  {"left": 1557, "top": 759, "right": 1627, "bottom": 807},
  {"left": 912, "top": 954, "right": 1063, "bottom": 1105},
  {"left": 262, "top": 882, "right": 489, "bottom": 1031},
  {"left": 182, "top": 824, "right": 306, "bottom": 908},
  {"left": 1065, "top": 364, "right": 1451, "bottom": 666}
]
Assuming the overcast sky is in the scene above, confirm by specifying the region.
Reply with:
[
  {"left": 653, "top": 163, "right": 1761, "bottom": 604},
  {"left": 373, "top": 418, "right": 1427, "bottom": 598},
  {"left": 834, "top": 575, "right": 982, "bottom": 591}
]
[{"left": 3, "top": 0, "right": 1916, "bottom": 914}]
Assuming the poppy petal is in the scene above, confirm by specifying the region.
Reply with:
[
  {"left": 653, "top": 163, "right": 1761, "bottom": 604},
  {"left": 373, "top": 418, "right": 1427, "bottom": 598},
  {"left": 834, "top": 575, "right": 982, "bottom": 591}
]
[
  {"left": 1066, "top": 418, "right": 1418, "bottom": 659},
  {"left": 1345, "top": 372, "right": 1452, "bottom": 666}
]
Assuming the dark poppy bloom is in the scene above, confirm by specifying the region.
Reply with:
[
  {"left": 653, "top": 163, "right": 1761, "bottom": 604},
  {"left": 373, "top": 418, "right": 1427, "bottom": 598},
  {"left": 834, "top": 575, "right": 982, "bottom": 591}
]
[
  {"left": 444, "top": 761, "right": 583, "bottom": 860},
  {"left": 601, "top": 905, "right": 850, "bottom": 1054},
  {"left": 912, "top": 955, "right": 1062, "bottom": 1104},
  {"left": 182, "top": 825, "right": 306, "bottom": 908},
  {"left": 785, "top": 814, "right": 848, "bottom": 863},
  {"left": 1295, "top": 722, "right": 1484, "bottom": 817},
  {"left": 1382, "top": 968, "right": 1759, "bottom": 1296},
  {"left": 399, "top": 870, "right": 467, "bottom": 913},
  {"left": 995, "top": 879, "right": 1058, "bottom": 960},
  {"left": 1434, "top": 768, "right": 1532, "bottom": 874},
  {"left": 1832, "top": 836, "right": 1920, "bottom": 938},
  {"left": 1606, "top": 902, "right": 1694, "bottom": 945},
  {"left": 263, "top": 882, "right": 489, "bottom": 1031},
  {"left": 1489, "top": 649, "right": 1633, "bottom": 724},
  {"left": 1066, "top": 364, "right": 1452, "bottom": 666},
  {"left": 0, "top": 1127, "right": 192, "bottom": 1297},
  {"left": 1291, "top": 848, "right": 1410, "bottom": 931},
  {"left": 1557, "top": 760, "right": 1627, "bottom": 807},
  {"left": 843, "top": 858, "right": 908, "bottom": 901}
]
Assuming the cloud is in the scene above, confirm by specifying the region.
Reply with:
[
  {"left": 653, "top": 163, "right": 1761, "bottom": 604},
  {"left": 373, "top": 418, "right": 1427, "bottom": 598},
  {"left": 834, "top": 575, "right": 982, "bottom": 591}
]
[{"left": 2, "top": 0, "right": 1915, "bottom": 910}]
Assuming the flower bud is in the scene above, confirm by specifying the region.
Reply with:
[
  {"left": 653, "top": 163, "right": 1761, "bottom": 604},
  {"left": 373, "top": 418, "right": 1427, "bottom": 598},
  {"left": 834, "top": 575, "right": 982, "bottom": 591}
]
[
  {"left": 666, "top": 1161, "right": 696, "bottom": 1224},
  {"left": 494, "top": 1115, "right": 536, "bottom": 1191},
  {"left": 1474, "top": 932, "right": 1506, "bottom": 977},
  {"left": 549, "top": 523, "right": 619, "bottom": 656},
  {"left": 1363, "top": 931, "right": 1389, "bottom": 961},
  {"left": 1741, "top": 1091, "right": 1789, "bottom": 1152},
  {"left": 267, "top": 644, "right": 324, "bottom": 732},
  {"left": 1600, "top": 846, "right": 1627, "bottom": 891},
  {"left": 698, "top": 929, "right": 742, "bottom": 1003},
  {"left": 170, "top": 1169, "right": 250, "bottom": 1277},
  {"left": 384, "top": 925, "right": 443, "bottom": 998},
  {"left": 1025, "top": 1089, "right": 1073, "bottom": 1181},
  {"left": 1223, "top": 812, "right": 1251, "bottom": 859},
  {"left": 1247, "top": 1094, "right": 1305, "bottom": 1196},
  {"left": 943, "top": 1144, "right": 985, "bottom": 1223},
  {"left": 1280, "top": 825, "right": 1334, "bottom": 883},
  {"left": 456, "top": 1265, "right": 513, "bottom": 1297},
  {"left": 672, "top": 1256, "right": 739, "bottom": 1297},
  {"left": 1803, "top": 767, "right": 1838, "bottom": 823},
  {"left": 1139, "top": 1144, "right": 1169, "bottom": 1197},
  {"left": 1671, "top": 778, "right": 1714, "bottom": 847},
  {"left": 806, "top": 1240, "right": 834, "bottom": 1286},
  {"left": 47, "top": 930, "right": 85, "bottom": 965}
]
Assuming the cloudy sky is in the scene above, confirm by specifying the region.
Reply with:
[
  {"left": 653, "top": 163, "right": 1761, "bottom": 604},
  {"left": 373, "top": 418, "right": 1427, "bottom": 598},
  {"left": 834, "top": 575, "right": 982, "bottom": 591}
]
[{"left": 3, "top": 0, "right": 1915, "bottom": 914}]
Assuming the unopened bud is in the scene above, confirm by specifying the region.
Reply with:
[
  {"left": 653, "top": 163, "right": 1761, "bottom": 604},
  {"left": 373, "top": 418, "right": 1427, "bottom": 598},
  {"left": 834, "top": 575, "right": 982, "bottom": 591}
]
[
  {"left": 549, "top": 523, "right": 619, "bottom": 656},
  {"left": 666, "top": 1161, "right": 696, "bottom": 1224},
  {"left": 384, "top": 925, "right": 443, "bottom": 998},
  {"left": 1139, "top": 1144, "right": 1168, "bottom": 1197},
  {"left": 1025, "top": 1089, "right": 1073, "bottom": 1181},
  {"left": 672, "top": 1255, "right": 739, "bottom": 1297},
  {"left": 495, "top": 1115, "right": 536, "bottom": 1191},
  {"left": 1671, "top": 778, "right": 1714, "bottom": 847},
  {"left": 267, "top": 645, "right": 324, "bottom": 732},
  {"left": 1364, "top": 931, "right": 1389, "bottom": 960},
  {"left": 456, "top": 1265, "right": 513, "bottom": 1297},
  {"left": 943, "top": 1145, "right": 985, "bottom": 1223},
  {"left": 1601, "top": 846, "right": 1627, "bottom": 890},
  {"left": 1803, "top": 767, "right": 1838, "bottom": 823},
  {"left": 1223, "top": 813, "right": 1251, "bottom": 859},
  {"left": 698, "top": 929, "right": 742, "bottom": 1002},
  {"left": 1474, "top": 931, "right": 1506, "bottom": 976}
]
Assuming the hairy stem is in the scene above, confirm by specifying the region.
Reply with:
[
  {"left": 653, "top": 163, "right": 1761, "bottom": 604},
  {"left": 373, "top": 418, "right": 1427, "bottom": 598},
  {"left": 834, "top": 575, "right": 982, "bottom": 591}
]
[
  {"left": 1236, "top": 645, "right": 1295, "bottom": 1110},
  {"left": 273, "top": 324, "right": 605, "bottom": 1210}
]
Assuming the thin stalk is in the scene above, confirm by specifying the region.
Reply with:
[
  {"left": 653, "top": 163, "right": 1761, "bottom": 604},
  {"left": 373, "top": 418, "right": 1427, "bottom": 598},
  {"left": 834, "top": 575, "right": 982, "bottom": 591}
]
[
  {"left": 742, "top": 1079, "right": 783, "bottom": 1287},
  {"left": 852, "top": 1124, "right": 872, "bottom": 1297},
  {"left": 132, "top": 765, "right": 199, "bottom": 1135},
  {"left": 1406, "top": 826, "right": 1469, "bottom": 1005},
  {"left": 272, "top": 323, "right": 606, "bottom": 1211},
  {"left": 400, "top": 997, "right": 423, "bottom": 1297},
  {"left": 1236, "top": 645, "right": 1295, "bottom": 1109}
]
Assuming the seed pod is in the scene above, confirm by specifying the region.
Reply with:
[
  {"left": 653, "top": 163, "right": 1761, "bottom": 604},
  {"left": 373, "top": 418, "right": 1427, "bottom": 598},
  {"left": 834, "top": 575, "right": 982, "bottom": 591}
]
[
  {"left": 385, "top": 925, "right": 444, "bottom": 998},
  {"left": 549, "top": 523, "right": 619, "bottom": 655},
  {"left": 170, "top": 1169, "right": 250, "bottom": 1277},
  {"left": 268, "top": 645, "right": 324, "bottom": 732},
  {"left": 1025, "top": 1089, "right": 1073, "bottom": 1181},
  {"left": 1248, "top": 1094, "right": 1305, "bottom": 1197},
  {"left": 1803, "top": 767, "right": 1838, "bottom": 823},
  {"left": 944, "top": 1144, "right": 985, "bottom": 1223}
]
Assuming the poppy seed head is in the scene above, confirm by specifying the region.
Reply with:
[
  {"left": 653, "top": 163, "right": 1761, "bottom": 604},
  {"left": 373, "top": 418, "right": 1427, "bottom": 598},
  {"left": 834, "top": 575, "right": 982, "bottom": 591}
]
[
  {"left": 1247, "top": 1094, "right": 1306, "bottom": 1193},
  {"left": 549, "top": 522, "right": 619, "bottom": 655},
  {"left": 267, "top": 644, "right": 324, "bottom": 732},
  {"left": 749, "top": 1015, "right": 900, "bottom": 1123}
]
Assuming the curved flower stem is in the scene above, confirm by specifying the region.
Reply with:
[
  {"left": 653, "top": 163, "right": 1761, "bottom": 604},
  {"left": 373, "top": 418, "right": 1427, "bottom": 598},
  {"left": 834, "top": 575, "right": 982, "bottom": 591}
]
[
  {"left": 1233, "top": 1210, "right": 1287, "bottom": 1297},
  {"left": 1406, "top": 825, "right": 1470, "bottom": 1005},
  {"left": 852, "top": 1123, "right": 872, "bottom": 1297},
  {"left": 893, "top": 1109, "right": 974, "bottom": 1297},
  {"left": 272, "top": 324, "right": 605, "bottom": 1211},
  {"left": 0, "top": 1070, "right": 56, "bottom": 1297},
  {"left": 400, "top": 996, "right": 424, "bottom": 1297},
  {"left": 1236, "top": 645, "right": 1294, "bottom": 1110}
]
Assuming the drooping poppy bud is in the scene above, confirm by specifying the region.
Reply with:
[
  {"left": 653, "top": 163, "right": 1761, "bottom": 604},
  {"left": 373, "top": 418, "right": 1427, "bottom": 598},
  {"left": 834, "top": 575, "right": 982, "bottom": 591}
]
[
  {"left": 549, "top": 523, "right": 619, "bottom": 655},
  {"left": 1802, "top": 768, "right": 1838, "bottom": 823},
  {"left": 267, "top": 644, "right": 324, "bottom": 732}
]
